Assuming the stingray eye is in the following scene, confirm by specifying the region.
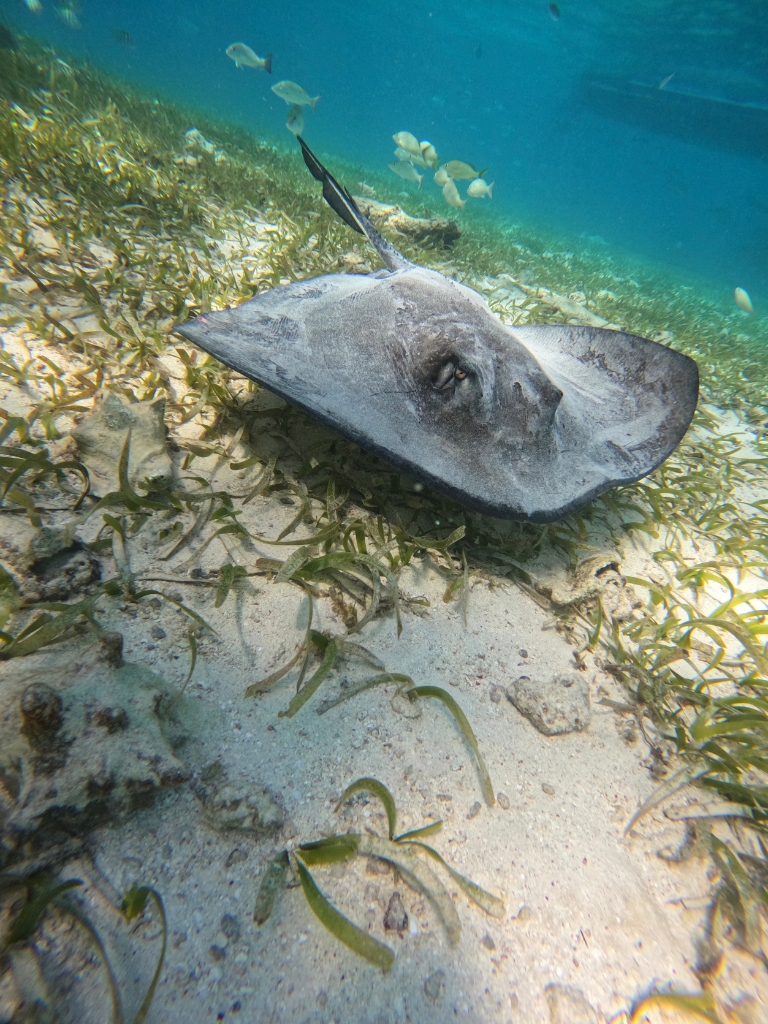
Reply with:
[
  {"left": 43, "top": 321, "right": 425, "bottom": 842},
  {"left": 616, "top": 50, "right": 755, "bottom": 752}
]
[
  {"left": 433, "top": 361, "right": 456, "bottom": 390},
  {"left": 454, "top": 368, "right": 467, "bottom": 381}
]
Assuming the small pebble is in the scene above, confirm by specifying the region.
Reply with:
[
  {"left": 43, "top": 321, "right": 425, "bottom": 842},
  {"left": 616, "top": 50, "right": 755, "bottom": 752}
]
[
  {"left": 316, "top": 992, "right": 328, "bottom": 1008},
  {"left": 516, "top": 905, "right": 533, "bottom": 922},
  {"left": 220, "top": 913, "right": 240, "bottom": 941},
  {"left": 98, "top": 631, "right": 124, "bottom": 667},
  {"left": 542, "top": 783, "right": 555, "bottom": 796},
  {"left": 497, "top": 792, "right": 510, "bottom": 810},
  {"left": 151, "top": 625, "right": 167, "bottom": 640},
  {"left": 391, "top": 690, "right": 422, "bottom": 718},
  {"left": 467, "top": 801, "right": 482, "bottom": 819},
  {"left": 209, "top": 944, "right": 226, "bottom": 962},
  {"left": 489, "top": 687, "right": 502, "bottom": 703},
  {"left": 481, "top": 933, "right": 496, "bottom": 950},
  {"left": 518, "top": 648, "right": 528, "bottom": 658},
  {"left": 424, "top": 969, "right": 446, "bottom": 1001}
]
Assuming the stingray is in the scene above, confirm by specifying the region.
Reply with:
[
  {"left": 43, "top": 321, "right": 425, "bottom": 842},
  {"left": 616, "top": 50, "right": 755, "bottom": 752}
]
[{"left": 176, "top": 138, "right": 699, "bottom": 523}]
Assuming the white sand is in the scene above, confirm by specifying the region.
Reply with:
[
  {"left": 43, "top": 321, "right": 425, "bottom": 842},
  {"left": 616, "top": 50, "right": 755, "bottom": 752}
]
[{"left": 55, "top": 547, "right": 711, "bottom": 1024}]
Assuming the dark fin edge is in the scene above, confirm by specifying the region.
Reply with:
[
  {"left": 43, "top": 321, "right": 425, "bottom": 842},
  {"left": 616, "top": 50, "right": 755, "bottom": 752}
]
[
  {"left": 263, "top": 53, "right": 273, "bottom": 74},
  {"left": 296, "top": 136, "right": 411, "bottom": 272}
]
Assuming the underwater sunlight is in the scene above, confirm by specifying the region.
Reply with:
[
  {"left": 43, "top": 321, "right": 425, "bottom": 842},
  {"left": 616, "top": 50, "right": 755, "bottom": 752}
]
[{"left": 0, "top": 3, "right": 767, "bottom": 1022}]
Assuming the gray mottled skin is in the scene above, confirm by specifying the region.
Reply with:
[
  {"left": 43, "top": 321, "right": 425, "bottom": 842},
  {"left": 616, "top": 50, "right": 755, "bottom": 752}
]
[{"left": 176, "top": 143, "right": 698, "bottom": 523}]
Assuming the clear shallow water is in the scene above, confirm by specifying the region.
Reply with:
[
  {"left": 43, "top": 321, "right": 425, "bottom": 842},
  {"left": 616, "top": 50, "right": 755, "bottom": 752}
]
[
  {"left": 6, "top": 0, "right": 768, "bottom": 305},
  {"left": 1, "top": 7, "right": 768, "bottom": 1019}
]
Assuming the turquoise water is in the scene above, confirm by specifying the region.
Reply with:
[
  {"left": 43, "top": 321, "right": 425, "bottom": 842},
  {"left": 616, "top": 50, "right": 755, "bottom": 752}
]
[{"left": 6, "top": 0, "right": 767, "bottom": 305}]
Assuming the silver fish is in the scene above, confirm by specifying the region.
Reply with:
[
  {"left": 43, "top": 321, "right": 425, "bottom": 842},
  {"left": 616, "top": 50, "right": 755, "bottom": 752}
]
[
  {"left": 226, "top": 42, "right": 272, "bottom": 72},
  {"left": 286, "top": 104, "right": 304, "bottom": 136},
  {"left": 394, "top": 146, "right": 428, "bottom": 167},
  {"left": 271, "top": 80, "right": 320, "bottom": 110},
  {"left": 420, "top": 141, "right": 439, "bottom": 168},
  {"left": 442, "top": 178, "right": 465, "bottom": 208},
  {"left": 392, "top": 131, "right": 421, "bottom": 156},
  {"left": 388, "top": 161, "right": 423, "bottom": 186},
  {"left": 176, "top": 139, "right": 698, "bottom": 522},
  {"left": 467, "top": 178, "right": 494, "bottom": 199}
]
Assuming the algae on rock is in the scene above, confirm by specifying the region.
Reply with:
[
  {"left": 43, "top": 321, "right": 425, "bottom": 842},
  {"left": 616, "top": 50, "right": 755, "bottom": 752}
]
[
  {"left": 0, "top": 652, "right": 191, "bottom": 864},
  {"left": 72, "top": 391, "right": 173, "bottom": 496},
  {"left": 506, "top": 672, "right": 592, "bottom": 736},
  {"left": 193, "top": 762, "right": 284, "bottom": 834}
]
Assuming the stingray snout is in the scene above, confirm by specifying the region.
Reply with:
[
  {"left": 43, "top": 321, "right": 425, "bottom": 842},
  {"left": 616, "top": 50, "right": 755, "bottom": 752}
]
[{"left": 490, "top": 360, "right": 564, "bottom": 448}]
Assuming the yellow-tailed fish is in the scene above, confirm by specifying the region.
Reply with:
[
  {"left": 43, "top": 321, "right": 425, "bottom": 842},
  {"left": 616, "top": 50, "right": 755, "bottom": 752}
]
[{"left": 443, "top": 159, "right": 485, "bottom": 180}]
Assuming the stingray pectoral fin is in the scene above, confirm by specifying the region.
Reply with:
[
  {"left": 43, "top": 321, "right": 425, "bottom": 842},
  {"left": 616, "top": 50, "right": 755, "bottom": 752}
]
[
  {"left": 296, "top": 136, "right": 412, "bottom": 272},
  {"left": 513, "top": 323, "right": 699, "bottom": 482}
]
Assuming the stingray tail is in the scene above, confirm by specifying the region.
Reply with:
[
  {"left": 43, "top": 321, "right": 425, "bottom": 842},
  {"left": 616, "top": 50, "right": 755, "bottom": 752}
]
[{"left": 296, "top": 136, "right": 410, "bottom": 272}]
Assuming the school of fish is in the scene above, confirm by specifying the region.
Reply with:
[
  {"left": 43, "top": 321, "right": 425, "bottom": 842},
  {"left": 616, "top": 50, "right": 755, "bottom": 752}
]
[
  {"left": 28, "top": 3, "right": 493, "bottom": 212},
  {"left": 16, "top": 1, "right": 756, "bottom": 320},
  {"left": 388, "top": 131, "right": 495, "bottom": 210}
]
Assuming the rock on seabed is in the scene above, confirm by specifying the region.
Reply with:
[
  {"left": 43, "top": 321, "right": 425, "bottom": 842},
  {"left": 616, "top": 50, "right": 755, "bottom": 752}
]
[
  {"left": 0, "top": 659, "right": 190, "bottom": 862},
  {"left": 72, "top": 390, "right": 173, "bottom": 496},
  {"left": 545, "top": 983, "right": 605, "bottom": 1023},
  {"left": 506, "top": 672, "right": 591, "bottom": 735}
]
